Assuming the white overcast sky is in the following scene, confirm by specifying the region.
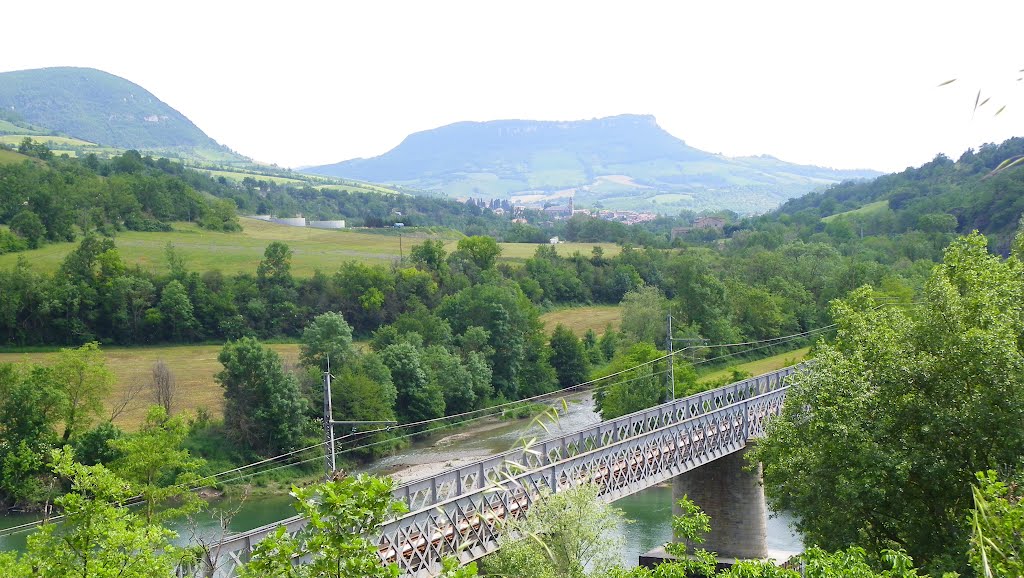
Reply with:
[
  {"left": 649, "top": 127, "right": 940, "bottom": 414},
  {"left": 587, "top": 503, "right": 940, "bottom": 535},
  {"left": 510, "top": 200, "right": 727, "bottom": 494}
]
[{"left": 3, "top": 1, "right": 1023, "bottom": 173}]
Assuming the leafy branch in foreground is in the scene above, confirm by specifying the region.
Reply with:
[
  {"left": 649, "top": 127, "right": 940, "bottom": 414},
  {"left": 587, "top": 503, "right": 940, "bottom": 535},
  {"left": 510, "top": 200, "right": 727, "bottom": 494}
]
[
  {"left": 2, "top": 447, "right": 187, "bottom": 578},
  {"left": 969, "top": 470, "right": 1024, "bottom": 578}
]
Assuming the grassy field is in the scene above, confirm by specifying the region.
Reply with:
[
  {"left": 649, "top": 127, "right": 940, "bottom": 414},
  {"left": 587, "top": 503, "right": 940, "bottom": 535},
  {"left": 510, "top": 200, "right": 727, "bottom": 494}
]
[
  {"left": 0, "top": 343, "right": 302, "bottom": 430},
  {"left": 198, "top": 167, "right": 402, "bottom": 196},
  {"left": 821, "top": 200, "right": 889, "bottom": 223},
  {"left": 0, "top": 220, "right": 444, "bottom": 275},
  {"left": 199, "top": 168, "right": 307, "bottom": 185},
  {"left": 0, "top": 149, "right": 33, "bottom": 164},
  {"left": 498, "top": 241, "right": 621, "bottom": 261},
  {"left": 0, "top": 219, "right": 623, "bottom": 276},
  {"left": 316, "top": 182, "right": 400, "bottom": 195},
  {"left": 0, "top": 135, "right": 97, "bottom": 147},
  {"left": 696, "top": 346, "right": 810, "bottom": 384},
  {"left": 539, "top": 305, "right": 621, "bottom": 336},
  {"left": 0, "top": 119, "right": 43, "bottom": 134}
]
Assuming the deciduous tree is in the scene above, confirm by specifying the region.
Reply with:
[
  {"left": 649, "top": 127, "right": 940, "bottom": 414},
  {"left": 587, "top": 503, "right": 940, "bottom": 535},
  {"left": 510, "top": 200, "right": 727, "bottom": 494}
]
[
  {"left": 548, "top": 324, "right": 588, "bottom": 389},
  {"left": 4, "top": 448, "right": 182, "bottom": 578},
  {"left": 52, "top": 342, "right": 114, "bottom": 442},
  {"left": 110, "top": 406, "right": 206, "bottom": 524},
  {"left": 751, "top": 233, "right": 1024, "bottom": 575},
  {"left": 379, "top": 342, "right": 444, "bottom": 424},
  {"left": 300, "top": 311, "right": 355, "bottom": 371},
  {"left": 217, "top": 337, "right": 307, "bottom": 456}
]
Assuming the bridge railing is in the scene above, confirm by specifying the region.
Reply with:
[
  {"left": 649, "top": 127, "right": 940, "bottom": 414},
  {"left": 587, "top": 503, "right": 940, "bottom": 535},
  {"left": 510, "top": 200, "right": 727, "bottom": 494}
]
[
  {"left": 393, "top": 363, "right": 800, "bottom": 512},
  {"left": 185, "top": 364, "right": 804, "bottom": 577},
  {"left": 377, "top": 365, "right": 799, "bottom": 576}
]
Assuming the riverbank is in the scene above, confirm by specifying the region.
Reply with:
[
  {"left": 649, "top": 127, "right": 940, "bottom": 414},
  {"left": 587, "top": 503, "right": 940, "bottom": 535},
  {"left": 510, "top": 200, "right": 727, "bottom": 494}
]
[{"left": 211, "top": 397, "right": 579, "bottom": 499}]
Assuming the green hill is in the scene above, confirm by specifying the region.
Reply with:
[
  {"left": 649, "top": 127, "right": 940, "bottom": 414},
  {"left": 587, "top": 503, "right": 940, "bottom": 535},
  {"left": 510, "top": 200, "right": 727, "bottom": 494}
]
[
  {"left": 0, "top": 67, "right": 244, "bottom": 163},
  {"left": 773, "top": 137, "right": 1024, "bottom": 252},
  {"left": 306, "top": 114, "right": 880, "bottom": 214}
]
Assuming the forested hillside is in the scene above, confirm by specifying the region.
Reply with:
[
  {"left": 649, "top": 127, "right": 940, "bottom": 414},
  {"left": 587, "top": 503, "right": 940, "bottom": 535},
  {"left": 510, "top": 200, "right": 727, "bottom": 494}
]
[
  {"left": 772, "top": 137, "right": 1024, "bottom": 253},
  {"left": 0, "top": 67, "right": 239, "bottom": 161},
  {"left": 0, "top": 144, "right": 240, "bottom": 256}
]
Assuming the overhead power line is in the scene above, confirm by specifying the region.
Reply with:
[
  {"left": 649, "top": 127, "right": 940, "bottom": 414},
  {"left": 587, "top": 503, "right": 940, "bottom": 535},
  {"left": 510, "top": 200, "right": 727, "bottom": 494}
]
[{"left": 0, "top": 322, "right": 837, "bottom": 539}]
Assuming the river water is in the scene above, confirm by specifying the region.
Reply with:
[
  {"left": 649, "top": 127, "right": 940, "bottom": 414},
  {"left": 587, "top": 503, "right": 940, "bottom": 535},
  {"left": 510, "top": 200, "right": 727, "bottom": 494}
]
[{"left": 0, "top": 392, "right": 802, "bottom": 566}]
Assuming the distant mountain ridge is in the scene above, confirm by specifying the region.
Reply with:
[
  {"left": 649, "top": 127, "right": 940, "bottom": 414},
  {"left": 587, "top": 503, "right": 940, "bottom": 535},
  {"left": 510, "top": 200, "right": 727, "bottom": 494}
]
[
  {"left": 0, "top": 67, "right": 244, "bottom": 162},
  {"left": 307, "top": 115, "right": 880, "bottom": 214}
]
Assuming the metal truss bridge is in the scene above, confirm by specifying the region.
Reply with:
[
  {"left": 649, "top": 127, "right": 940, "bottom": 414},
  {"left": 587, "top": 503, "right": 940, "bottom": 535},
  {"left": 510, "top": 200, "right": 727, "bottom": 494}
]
[{"left": 182, "top": 364, "right": 800, "bottom": 577}]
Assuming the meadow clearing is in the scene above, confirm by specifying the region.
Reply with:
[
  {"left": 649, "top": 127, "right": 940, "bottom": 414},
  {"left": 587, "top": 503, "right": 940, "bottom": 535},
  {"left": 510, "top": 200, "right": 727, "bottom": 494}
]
[
  {"left": 0, "top": 343, "right": 302, "bottom": 430},
  {"left": 695, "top": 346, "right": 810, "bottom": 384},
  {"left": 538, "top": 305, "right": 621, "bottom": 335}
]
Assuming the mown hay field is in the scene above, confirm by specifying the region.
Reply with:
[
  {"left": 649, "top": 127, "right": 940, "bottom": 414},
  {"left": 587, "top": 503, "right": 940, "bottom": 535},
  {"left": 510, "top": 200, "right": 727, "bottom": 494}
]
[
  {"left": 539, "top": 305, "right": 622, "bottom": 336},
  {"left": 0, "top": 343, "right": 302, "bottom": 430},
  {"left": 0, "top": 219, "right": 621, "bottom": 275}
]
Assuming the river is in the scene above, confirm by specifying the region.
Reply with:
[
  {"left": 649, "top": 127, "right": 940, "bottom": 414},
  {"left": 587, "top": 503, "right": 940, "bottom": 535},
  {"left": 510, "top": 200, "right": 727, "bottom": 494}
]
[{"left": 0, "top": 392, "right": 802, "bottom": 567}]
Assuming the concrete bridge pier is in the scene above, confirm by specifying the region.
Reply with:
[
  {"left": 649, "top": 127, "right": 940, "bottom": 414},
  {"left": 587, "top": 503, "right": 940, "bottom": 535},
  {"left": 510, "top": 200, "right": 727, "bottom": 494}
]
[
  {"left": 673, "top": 446, "right": 768, "bottom": 560},
  {"left": 641, "top": 447, "right": 768, "bottom": 568}
]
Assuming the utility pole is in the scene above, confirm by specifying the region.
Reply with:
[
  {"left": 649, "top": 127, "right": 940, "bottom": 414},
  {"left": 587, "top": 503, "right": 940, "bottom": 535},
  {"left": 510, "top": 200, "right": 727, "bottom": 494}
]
[
  {"left": 666, "top": 313, "right": 708, "bottom": 402},
  {"left": 323, "top": 359, "right": 396, "bottom": 481},
  {"left": 323, "top": 367, "right": 336, "bottom": 478},
  {"left": 666, "top": 314, "right": 674, "bottom": 402}
]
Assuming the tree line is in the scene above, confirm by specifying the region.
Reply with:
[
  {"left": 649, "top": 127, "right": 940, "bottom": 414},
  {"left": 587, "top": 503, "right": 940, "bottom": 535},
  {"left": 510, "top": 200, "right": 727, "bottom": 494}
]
[{"left": 0, "top": 220, "right": 942, "bottom": 349}]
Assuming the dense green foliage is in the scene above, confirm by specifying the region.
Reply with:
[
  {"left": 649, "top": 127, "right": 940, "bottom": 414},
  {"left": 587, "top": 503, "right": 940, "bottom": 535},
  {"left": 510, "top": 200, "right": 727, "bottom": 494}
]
[
  {"left": 769, "top": 138, "right": 1024, "bottom": 253},
  {"left": 549, "top": 323, "right": 590, "bottom": 389},
  {"left": 0, "top": 448, "right": 187, "bottom": 578},
  {"left": 0, "top": 345, "right": 127, "bottom": 507},
  {"left": 751, "top": 233, "right": 1024, "bottom": 575},
  {"left": 217, "top": 337, "right": 307, "bottom": 456},
  {"left": 300, "top": 311, "right": 356, "bottom": 371},
  {"left": 594, "top": 342, "right": 692, "bottom": 419},
  {"left": 969, "top": 471, "right": 1024, "bottom": 577},
  {"left": 108, "top": 406, "right": 206, "bottom": 524},
  {"left": 241, "top": 474, "right": 408, "bottom": 578},
  {"left": 483, "top": 483, "right": 623, "bottom": 578}
]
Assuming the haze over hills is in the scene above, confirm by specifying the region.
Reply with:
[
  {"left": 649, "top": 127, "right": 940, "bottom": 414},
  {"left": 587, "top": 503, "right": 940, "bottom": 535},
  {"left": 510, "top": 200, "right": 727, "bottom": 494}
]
[
  {"left": 0, "top": 67, "right": 245, "bottom": 164},
  {"left": 306, "top": 114, "right": 881, "bottom": 214}
]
